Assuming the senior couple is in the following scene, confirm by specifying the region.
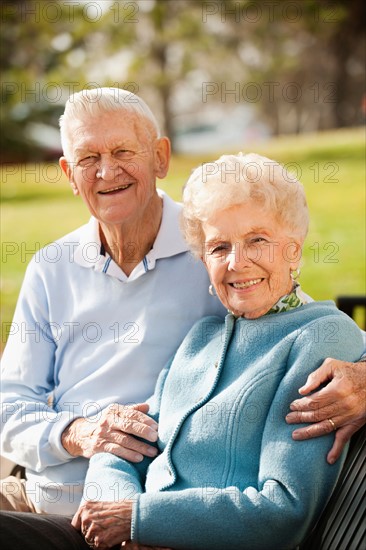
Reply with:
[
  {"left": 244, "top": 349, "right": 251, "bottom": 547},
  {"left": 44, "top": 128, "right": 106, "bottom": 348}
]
[{"left": 0, "top": 88, "right": 364, "bottom": 550}]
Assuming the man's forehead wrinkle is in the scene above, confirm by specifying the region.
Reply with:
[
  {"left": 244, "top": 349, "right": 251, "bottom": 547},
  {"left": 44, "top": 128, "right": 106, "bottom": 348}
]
[
  {"left": 72, "top": 125, "right": 136, "bottom": 154},
  {"left": 67, "top": 112, "right": 156, "bottom": 163},
  {"left": 76, "top": 135, "right": 136, "bottom": 150}
]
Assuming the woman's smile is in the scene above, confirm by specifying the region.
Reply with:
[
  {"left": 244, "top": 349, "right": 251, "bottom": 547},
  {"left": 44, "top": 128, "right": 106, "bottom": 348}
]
[{"left": 229, "top": 278, "right": 264, "bottom": 290}]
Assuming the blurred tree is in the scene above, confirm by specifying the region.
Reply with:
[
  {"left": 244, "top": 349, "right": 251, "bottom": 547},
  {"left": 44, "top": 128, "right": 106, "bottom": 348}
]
[
  {"left": 100, "top": 0, "right": 217, "bottom": 150},
  {"left": 213, "top": 0, "right": 365, "bottom": 135},
  {"left": 322, "top": 0, "right": 366, "bottom": 127},
  {"left": 0, "top": 0, "right": 135, "bottom": 161},
  {"left": 1, "top": 0, "right": 364, "bottom": 160},
  {"left": 1, "top": 0, "right": 218, "bottom": 157},
  {"left": 2, "top": 0, "right": 81, "bottom": 161}
]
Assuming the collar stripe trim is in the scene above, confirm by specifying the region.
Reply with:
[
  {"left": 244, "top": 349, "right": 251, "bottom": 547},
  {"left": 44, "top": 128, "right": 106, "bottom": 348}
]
[{"left": 103, "top": 256, "right": 112, "bottom": 273}]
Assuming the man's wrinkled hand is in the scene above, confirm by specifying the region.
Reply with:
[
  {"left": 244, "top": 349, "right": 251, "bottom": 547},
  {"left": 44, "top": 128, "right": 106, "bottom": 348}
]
[
  {"left": 62, "top": 403, "right": 159, "bottom": 462},
  {"left": 286, "top": 358, "right": 366, "bottom": 464}
]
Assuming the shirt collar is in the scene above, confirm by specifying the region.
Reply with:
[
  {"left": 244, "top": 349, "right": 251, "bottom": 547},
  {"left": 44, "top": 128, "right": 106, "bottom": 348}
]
[
  {"left": 73, "top": 217, "right": 106, "bottom": 271},
  {"left": 146, "top": 189, "right": 188, "bottom": 265},
  {"left": 73, "top": 189, "right": 189, "bottom": 280}
]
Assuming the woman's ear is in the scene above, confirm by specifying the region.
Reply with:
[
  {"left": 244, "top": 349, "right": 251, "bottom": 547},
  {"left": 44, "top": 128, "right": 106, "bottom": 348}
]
[
  {"left": 288, "top": 240, "right": 302, "bottom": 271},
  {"left": 154, "top": 137, "right": 171, "bottom": 179},
  {"left": 59, "top": 157, "right": 79, "bottom": 196}
]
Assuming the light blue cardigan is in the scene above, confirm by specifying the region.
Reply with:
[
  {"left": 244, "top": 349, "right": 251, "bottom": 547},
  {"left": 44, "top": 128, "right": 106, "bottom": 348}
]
[{"left": 84, "top": 302, "right": 363, "bottom": 549}]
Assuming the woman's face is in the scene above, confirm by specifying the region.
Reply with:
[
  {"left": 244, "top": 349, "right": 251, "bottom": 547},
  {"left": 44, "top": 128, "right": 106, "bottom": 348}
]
[{"left": 202, "top": 201, "right": 301, "bottom": 319}]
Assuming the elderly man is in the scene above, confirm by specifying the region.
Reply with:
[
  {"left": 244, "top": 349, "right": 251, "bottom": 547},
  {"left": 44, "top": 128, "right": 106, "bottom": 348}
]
[{"left": 0, "top": 87, "right": 365, "bottom": 520}]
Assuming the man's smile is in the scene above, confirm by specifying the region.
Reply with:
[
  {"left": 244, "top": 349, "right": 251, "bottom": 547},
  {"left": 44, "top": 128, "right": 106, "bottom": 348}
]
[{"left": 98, "top": 183, "right": 133, "bottom": 195}]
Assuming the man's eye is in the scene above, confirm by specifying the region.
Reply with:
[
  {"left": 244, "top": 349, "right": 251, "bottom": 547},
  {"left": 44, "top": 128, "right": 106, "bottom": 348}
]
[
  {"left": 115, "top": 149, "right": 134, "bottom": 159},
  {"left": 78, "top": 156, "right": 97, "bottom": 166}
]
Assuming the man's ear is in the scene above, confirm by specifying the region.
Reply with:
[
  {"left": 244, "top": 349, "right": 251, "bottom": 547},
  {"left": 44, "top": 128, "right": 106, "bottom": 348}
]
[
  {"left": 59, "top": 157, "right": 79, "bottom": 195},
  {"left": 154, "top": 137, "right": 171, "bottom": 179}
]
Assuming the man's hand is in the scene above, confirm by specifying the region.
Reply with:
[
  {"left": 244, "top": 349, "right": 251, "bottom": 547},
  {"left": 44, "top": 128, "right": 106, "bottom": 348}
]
[
  {"left": 62, "top": 403, "right": 158, "bottom": 462},
  {"left": 72, "top": 499, "right": 132, "bottom": 549},
  {"left": 286, "top": 358, "right": 366, "bottom": 464}
]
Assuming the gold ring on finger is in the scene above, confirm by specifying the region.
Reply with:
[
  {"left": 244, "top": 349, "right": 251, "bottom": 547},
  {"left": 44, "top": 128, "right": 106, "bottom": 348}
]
[{"left": 328, "top": 418, "right": 336, "bottom": 431}]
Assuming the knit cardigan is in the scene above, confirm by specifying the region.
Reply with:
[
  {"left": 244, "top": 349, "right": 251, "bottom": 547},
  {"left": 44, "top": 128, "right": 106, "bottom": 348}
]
[{"left": 85, "top": 301, "right": 364, "bottom": 550}]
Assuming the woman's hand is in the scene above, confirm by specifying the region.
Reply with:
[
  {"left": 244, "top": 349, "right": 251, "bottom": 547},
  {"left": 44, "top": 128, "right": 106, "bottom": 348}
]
[
  {"left": 62, "top": 403, "right": 159, "bottom": 462},
  {"left": 286, "top": 358, "right": 366, "bottom": 463},
  {"left": 72, "top": 499, "right": 133, "bottom": 549}
]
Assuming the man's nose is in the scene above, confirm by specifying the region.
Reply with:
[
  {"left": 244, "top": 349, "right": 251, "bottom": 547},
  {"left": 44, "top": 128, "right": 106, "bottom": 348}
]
[{"left": 96, "top": 157, "right": 121, "bottom": 180}]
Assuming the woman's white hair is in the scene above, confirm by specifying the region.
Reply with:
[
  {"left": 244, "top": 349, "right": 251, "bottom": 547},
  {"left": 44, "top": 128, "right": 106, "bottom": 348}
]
[
  {"left": 59, "top": 87, "right": 160, "bottom": 160},
  {"left": 182, "top": 152, "right": 309, "bottom": 258}
]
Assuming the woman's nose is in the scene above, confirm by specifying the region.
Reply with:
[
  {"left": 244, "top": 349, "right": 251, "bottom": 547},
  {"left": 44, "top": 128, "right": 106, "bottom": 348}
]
[{"left": 227, "top": 243, "right": 253, "bottom": 270}]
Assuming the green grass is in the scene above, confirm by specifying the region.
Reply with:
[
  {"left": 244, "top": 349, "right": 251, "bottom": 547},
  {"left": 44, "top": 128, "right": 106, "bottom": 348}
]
[{"left": 1, "top": 127, "right": 365, "bottom": 350}]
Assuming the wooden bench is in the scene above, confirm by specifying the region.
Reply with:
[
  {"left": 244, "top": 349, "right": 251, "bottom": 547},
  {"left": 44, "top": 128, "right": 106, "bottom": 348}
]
[{"left": 299, "top": 423, "right": 365, "bottom": 549}]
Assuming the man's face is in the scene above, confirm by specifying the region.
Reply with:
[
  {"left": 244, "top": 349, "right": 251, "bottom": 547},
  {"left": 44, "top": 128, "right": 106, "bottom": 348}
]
[{"left": 59, "top": 110, "right": 170, "bottom": 226}]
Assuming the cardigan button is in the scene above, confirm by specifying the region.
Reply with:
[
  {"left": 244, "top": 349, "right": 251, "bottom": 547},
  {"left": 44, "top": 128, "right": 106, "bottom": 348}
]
[{"left": 214, "top": 361, "right": 219, "bottom": 368}]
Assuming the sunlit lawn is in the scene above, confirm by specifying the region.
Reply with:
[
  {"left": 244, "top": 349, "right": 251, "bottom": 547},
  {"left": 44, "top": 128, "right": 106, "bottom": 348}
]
[{"left": 1, "top": 127, "right": 365, "bottom": 350}]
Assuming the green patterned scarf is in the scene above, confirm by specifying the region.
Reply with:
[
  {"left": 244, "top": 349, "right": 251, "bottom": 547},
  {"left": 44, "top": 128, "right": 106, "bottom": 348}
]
[{"left": 265, "top": 283, "right": 308, "bottom": 315}]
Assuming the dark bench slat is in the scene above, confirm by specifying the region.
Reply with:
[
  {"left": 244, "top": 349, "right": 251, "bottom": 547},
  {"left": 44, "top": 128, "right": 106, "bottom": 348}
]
[
  {"left": 324, "top": 454, "right": 365, "bottom": 547},
  {"left": 348, "top": 510, "right": 366, "bottom": 550},
  {"left": 300, "top": 424, "right": 366, "bottom": 550},
  {"left": 342, "top": 509, "right": 366, "bottom": 550}
]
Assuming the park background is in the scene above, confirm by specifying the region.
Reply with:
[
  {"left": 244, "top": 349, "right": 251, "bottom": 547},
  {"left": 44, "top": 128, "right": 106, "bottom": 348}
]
[{"left": 1, "top": 0, "right": 365, "bottom": 352}]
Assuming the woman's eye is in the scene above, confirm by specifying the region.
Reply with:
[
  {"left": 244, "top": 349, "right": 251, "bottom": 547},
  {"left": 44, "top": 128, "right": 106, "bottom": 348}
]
[
  {"left": 210, "top": 244, "right": 230, "bottom": 254},
  {"left": 250, "top": 237, "right": 266, "bottom": 244}
]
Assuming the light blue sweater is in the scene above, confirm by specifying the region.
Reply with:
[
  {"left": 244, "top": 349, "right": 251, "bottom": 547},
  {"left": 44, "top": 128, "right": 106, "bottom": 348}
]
[{"left": 85, "top": 302, "right": 363, "bottom": 549}]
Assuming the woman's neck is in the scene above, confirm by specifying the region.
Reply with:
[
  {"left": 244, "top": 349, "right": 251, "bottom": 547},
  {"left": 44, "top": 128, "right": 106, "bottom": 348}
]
[{"left": 99, "top": 195, "right": 163, "bottom": 276}]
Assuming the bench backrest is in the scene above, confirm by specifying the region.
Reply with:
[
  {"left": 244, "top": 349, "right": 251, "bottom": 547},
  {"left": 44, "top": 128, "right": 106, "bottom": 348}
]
[{"left": 300, "top": 420, "right": 366, "bottom": 549}]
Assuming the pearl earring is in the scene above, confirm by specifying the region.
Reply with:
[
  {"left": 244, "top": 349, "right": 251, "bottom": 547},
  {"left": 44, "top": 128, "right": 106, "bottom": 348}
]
[{"left": 209, "top": 284, "right": 217, "bottom": 296}]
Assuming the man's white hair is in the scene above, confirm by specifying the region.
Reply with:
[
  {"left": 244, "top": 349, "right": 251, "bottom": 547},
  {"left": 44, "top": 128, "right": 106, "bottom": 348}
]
[{"left": 59, "top": 87, "right": 160, "bottom": 160}]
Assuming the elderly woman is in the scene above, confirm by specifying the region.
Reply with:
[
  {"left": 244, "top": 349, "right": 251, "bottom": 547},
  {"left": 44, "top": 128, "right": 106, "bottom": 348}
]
[
  {"left": 1, "top": 153, "right": 363, "bottom": 550},
  {"left": 69, "top": 153, "right": 363, "bottom": 550}
]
